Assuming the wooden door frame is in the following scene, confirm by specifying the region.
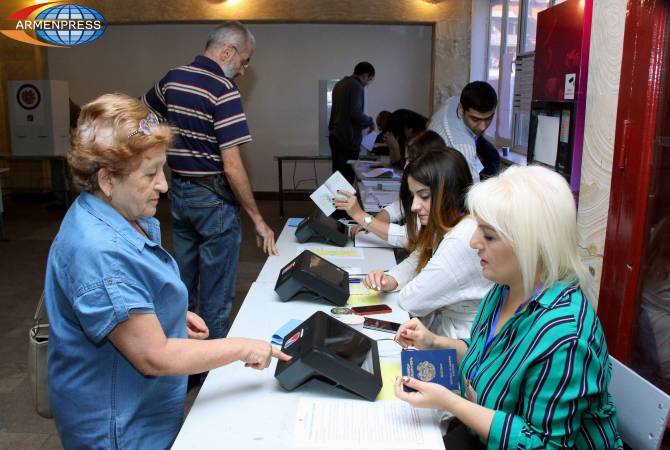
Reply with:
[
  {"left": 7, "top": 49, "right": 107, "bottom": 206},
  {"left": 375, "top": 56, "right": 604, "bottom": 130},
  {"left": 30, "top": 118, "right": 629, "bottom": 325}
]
[{"left": 599, "top": 0, "right": 669, "bottom": 361}]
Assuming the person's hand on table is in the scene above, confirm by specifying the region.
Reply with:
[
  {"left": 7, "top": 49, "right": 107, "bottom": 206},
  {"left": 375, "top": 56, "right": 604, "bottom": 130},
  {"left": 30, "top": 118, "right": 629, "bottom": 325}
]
[
  {"left": 394, "top": 375, "right": 453, "bottom": 410},
  {"left": 333, "top": 190, "right": 364, "bottom": 218},
  {"left": 363, "top": 269, "right": 398, "bottom": 292},
  {"left": 395, "top": 318, "right": 437, "bottom": 349},
  {"left": 186, "top": 311, "right": 209, "bottom": 339},
  {"left": 255, "top": 220, "right": 278, "bottom": 256}
]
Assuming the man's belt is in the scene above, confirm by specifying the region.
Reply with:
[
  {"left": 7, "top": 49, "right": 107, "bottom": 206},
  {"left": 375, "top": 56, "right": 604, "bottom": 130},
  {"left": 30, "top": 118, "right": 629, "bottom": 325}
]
[
  {"left": 171, "top": 172, "right": 238, "bottom": 205},
  {"left": 172, "top": 172, "right": 222, "bottom": 182}
]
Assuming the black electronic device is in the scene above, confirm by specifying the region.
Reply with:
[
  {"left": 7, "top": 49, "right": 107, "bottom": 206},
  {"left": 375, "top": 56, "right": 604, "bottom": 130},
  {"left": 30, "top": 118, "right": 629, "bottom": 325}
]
[
  {"left": 275, "top": 250, "right": 350, "bottom": 306},
  {"left": 295, "top": 211, "right": 348, "bottom": 247},
  {"left": 274, "top": 311, "right": 382, "bottom": 401},
  {"left": 363, "top": 317, "right": 401, "bottom": 333}
]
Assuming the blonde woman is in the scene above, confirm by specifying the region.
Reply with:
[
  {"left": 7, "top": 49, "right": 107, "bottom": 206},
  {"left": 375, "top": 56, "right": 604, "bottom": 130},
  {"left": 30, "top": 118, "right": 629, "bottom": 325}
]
[{"left": 394, "top": 165, "right": 622, "bottom": 449}]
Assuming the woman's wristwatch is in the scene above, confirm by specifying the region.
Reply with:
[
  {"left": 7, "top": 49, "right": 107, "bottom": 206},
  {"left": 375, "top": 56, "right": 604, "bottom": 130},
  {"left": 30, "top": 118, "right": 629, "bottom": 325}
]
[{"left": 363, "top": 215, "right": 373, "bottom": 230}]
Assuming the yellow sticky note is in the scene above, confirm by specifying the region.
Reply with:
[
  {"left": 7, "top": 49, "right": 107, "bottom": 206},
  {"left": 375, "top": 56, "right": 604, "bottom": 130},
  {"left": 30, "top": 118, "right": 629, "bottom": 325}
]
[
  {"left": 347, "top": 292, "right": 380, "bottom": 306},
  {"left": 376, "top": 362, "right": 402, "bottom": 400},
  {"left": 311, "top": 248, "right": 362, "bottom": 258}
]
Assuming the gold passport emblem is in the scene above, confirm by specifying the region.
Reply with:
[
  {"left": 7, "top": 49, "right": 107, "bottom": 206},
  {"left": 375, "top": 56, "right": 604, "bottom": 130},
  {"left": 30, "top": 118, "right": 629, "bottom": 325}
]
[{"left": 416, "top": 361, "right": 436, "bottom": 382}]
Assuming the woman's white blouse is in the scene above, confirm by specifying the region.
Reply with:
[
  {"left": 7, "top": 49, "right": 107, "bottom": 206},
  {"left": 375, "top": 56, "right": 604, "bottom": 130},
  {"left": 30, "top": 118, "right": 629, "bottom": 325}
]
[
  {"left": 381, "top": 199, "right": 408, "bottom": 248},
  {"left": 386, "top": 217, "right": 493, "bottom": 338}
]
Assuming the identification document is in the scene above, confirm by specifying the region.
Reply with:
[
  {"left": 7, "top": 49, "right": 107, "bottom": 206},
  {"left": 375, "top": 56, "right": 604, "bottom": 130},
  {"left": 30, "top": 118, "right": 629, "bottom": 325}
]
[
  {"left": 310, "top": 171, "right": 356, "bottom": 216},
  {"left": 401, "top": 348, "right": 459, "bottom": 391}
]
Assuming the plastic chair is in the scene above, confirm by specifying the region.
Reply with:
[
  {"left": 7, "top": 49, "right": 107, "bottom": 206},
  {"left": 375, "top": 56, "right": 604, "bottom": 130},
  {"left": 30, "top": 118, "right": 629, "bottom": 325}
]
[{"left": 609, "top": 356, "right": 670, "bottom": 450}]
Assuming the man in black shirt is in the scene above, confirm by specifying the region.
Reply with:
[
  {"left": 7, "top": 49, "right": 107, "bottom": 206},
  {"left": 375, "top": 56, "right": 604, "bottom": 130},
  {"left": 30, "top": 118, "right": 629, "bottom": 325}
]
[{"left": 328, "top": 62, "right": 375, "bottom": 183}]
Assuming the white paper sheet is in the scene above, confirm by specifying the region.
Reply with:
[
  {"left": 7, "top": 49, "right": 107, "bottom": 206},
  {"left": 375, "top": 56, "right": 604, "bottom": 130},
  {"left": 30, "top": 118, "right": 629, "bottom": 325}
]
[
  {"left": 364, "top": 190, "right": 399, "bottom": 208},
  {"left": 362, "top": 167, "right": 397, "bottom": 179},
  {"left": 292, "top": 398, "right": 444, "bottom": 449},
  {"left": 361, "top": 130, "right": 380, "bottom": 151},
  {"left": 309, "top": 171, "right": 356, "bottom": 216},
  {"left": 534, "top": 115, "right": 560, "bottom": 167}
]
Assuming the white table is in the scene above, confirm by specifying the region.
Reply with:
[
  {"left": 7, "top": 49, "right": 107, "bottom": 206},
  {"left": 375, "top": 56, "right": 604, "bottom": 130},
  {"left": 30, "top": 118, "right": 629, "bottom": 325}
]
[
  {"left": 172, "top": 282, "right": 443, "bottom": 450},
  {"left": 173, "top": 219, "right": 445, "bottom": 449},
  {"left": 256, "top": 221, "right": 397, "bottom": 283}
]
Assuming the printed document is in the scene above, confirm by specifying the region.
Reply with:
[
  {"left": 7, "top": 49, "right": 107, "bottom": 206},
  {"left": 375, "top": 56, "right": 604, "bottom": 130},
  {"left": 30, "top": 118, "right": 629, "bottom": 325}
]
[
  {"left": 310, "top": 171, "right": 356, "bottom": 216},
  {"left": 292, "top": 398, "right": 444, "bottom": 449}
]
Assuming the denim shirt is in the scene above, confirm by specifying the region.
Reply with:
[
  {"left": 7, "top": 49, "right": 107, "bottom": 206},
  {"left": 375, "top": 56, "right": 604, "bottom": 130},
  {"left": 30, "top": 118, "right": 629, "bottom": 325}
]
[{"left": 44, "top": 192, "right": 188, "bottom": 450}]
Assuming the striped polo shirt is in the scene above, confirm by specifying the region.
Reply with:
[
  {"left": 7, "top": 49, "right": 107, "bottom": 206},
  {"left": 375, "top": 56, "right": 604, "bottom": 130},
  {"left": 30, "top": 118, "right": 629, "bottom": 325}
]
[
  {"left": 142, "top": 55, "right": 251, "bottom": 176},
  {"left": 460, "top": 282, "right": 623, "bottom": 449}
]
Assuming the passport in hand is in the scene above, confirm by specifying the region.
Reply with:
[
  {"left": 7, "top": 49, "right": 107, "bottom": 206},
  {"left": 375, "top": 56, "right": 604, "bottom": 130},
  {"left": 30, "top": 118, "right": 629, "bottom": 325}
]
[{"left": 401, "top": 348, "right": 459, "bottom": 392}]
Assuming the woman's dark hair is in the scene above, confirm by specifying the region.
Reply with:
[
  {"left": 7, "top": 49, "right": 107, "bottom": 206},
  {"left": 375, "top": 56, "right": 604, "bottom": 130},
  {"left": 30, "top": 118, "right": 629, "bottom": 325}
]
[
  {"left": 405, "top": 130, "right": 445, "bottom": 162},
  {"left": 405, "top": 148, "right": 473, "bottom": 271},
  {"left": 399, "top": 130, "right": 447, "bottom": 221},
  {"left": 387, "top": 109, "right": 429, "bottom": 166}
]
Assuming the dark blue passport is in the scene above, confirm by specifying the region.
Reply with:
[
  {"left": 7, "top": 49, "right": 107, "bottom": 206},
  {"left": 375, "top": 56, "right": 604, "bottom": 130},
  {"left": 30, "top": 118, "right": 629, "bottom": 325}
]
[{"left": 401, "top": 348, "right": 459, "bottom": 392}]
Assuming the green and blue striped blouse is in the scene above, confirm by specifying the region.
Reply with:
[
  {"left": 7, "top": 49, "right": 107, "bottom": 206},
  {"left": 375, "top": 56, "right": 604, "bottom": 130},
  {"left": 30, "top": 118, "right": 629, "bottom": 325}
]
[{"left": 459, "top": 281, "right": 623, "bottom": 449}]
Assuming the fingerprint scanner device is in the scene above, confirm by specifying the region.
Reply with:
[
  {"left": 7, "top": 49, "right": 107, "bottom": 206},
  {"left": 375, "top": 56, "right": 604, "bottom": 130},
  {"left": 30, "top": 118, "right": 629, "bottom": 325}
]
[
  {"left": 274, "top": 311, "right": 382, "bottom": 401},
  {"left": 295, "top": 210, "right": 348, "bottom": 247},
  {"left": 275, "top": 250, "right": 350, "bottom": 306}
]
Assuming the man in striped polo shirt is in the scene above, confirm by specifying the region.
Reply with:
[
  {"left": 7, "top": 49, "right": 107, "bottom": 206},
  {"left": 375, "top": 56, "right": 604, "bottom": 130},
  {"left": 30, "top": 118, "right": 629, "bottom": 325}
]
[
  {"left": 428, "top": 81, "right": 501, "bottom": 182},
  {"left": 143, "top": 21, "right": 277, "bottom": 343}
]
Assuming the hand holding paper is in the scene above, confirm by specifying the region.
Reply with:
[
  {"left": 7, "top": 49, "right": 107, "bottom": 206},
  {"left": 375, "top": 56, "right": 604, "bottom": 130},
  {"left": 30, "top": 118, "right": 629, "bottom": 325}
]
[{"left": 309, "top": 171, "right": 356, "bottom": 216}]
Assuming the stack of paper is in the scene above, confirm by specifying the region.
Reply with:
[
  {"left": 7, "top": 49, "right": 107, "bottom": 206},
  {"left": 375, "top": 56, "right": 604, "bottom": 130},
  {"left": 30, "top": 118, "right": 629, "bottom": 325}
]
[
  {"left": 362, "top": 167, "right": 397, "bottom": 178},
  {"left": 292, "top": 398, "right": 444, "bottom": 449}
]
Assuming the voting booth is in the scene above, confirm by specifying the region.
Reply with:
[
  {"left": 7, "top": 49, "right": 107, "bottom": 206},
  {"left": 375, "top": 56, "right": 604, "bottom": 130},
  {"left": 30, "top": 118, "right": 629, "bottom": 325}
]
[
  {"left": 6, "top": 80, "right": 70, "bottom": 157},
  {"left": 275, "top": 250, "right": 350, "bottom": 306},
  {"left": 274, "top": 311, "right": 383, "bottom": 401}
]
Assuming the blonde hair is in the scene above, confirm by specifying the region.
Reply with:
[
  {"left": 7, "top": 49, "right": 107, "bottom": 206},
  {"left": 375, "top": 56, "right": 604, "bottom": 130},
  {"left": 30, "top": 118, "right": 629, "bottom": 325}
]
[
  {"left": 68, "top": 93, "right": 171, "bottom": 192},
  {"left": 466, "top": 165, "right": 589, "bottom": 298}
]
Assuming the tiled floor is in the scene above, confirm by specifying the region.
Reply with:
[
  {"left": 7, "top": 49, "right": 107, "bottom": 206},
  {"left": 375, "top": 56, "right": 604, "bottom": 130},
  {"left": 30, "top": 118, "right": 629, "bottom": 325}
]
[{"left": 0, "top": 195, "right": 313, "bottom": 449}]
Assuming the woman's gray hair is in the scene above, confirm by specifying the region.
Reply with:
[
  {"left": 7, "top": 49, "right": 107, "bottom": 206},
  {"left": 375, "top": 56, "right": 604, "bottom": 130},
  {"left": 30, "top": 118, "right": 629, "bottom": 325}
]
[{"left": 205, "top": 21, "right": 255, "bottom": 51}]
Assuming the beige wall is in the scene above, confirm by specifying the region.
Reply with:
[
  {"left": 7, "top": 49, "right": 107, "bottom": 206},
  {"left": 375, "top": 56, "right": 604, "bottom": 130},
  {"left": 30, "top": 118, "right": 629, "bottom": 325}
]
[
  {"left": 48, "top": 23, "right": 433, "bottom": 191},
  {"left": 577, "top": 0, "right": 627, "bottom": 305},
  {"left": 0, "top": 0, "right": 471, "bottom": 191}
]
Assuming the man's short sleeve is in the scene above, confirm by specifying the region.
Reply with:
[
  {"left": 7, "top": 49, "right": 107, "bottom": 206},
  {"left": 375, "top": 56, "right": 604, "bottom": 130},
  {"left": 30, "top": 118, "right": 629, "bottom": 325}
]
[
  {"left": 214, "top": 85, "right": 252, "bottom": 151},
  {"left": 72, "top": 277, "right": 155, "bottom": 344}
]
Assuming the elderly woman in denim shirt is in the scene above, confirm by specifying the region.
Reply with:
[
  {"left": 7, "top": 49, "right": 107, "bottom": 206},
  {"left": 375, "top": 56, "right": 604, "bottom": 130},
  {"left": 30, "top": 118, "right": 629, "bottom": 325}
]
[{"left": 44, "top": 93, "right": 289, "bottom": 450}]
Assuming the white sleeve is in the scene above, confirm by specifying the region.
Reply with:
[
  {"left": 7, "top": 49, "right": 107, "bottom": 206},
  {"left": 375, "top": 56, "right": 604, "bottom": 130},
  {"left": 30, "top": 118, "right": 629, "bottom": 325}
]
[
  {"left": 452, "top": 143, "right": 481, "bottom": 183},
  {"left": 386, "top": 223, "right": 408, "bottom": 248},
  {"left": 428, "top": 105, "right": 449, "bottom": 144},
  {"left": 395, "top": 221, "right": 484, "bottom": 317},
  {"left": 386, "top": 248, "right": 420, "bottom": 288},
  {"left": 382, "top": 199, "right": 403, "bottom": 223}
]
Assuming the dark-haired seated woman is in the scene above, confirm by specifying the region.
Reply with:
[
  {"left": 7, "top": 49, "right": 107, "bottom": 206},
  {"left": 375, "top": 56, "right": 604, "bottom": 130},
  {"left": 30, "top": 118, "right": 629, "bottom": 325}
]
[{"left": 363, "top": 149, "right": 492, "bottom": 338}]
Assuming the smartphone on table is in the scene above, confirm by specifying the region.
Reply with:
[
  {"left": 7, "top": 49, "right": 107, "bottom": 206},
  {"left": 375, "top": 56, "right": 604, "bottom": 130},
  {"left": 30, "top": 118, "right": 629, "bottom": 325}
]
[
  {"left": 363, "top": 317, "right": 401, "bottom": 334},
  {"left": 350, "top": 304, "right": 392, "bottom": 315}
]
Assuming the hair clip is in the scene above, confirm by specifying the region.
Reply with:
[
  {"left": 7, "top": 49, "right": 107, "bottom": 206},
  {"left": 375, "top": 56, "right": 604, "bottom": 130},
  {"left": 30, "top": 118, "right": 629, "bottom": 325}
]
[{"left": 128, "top": 112, "right": 159, "bottom": 138}]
